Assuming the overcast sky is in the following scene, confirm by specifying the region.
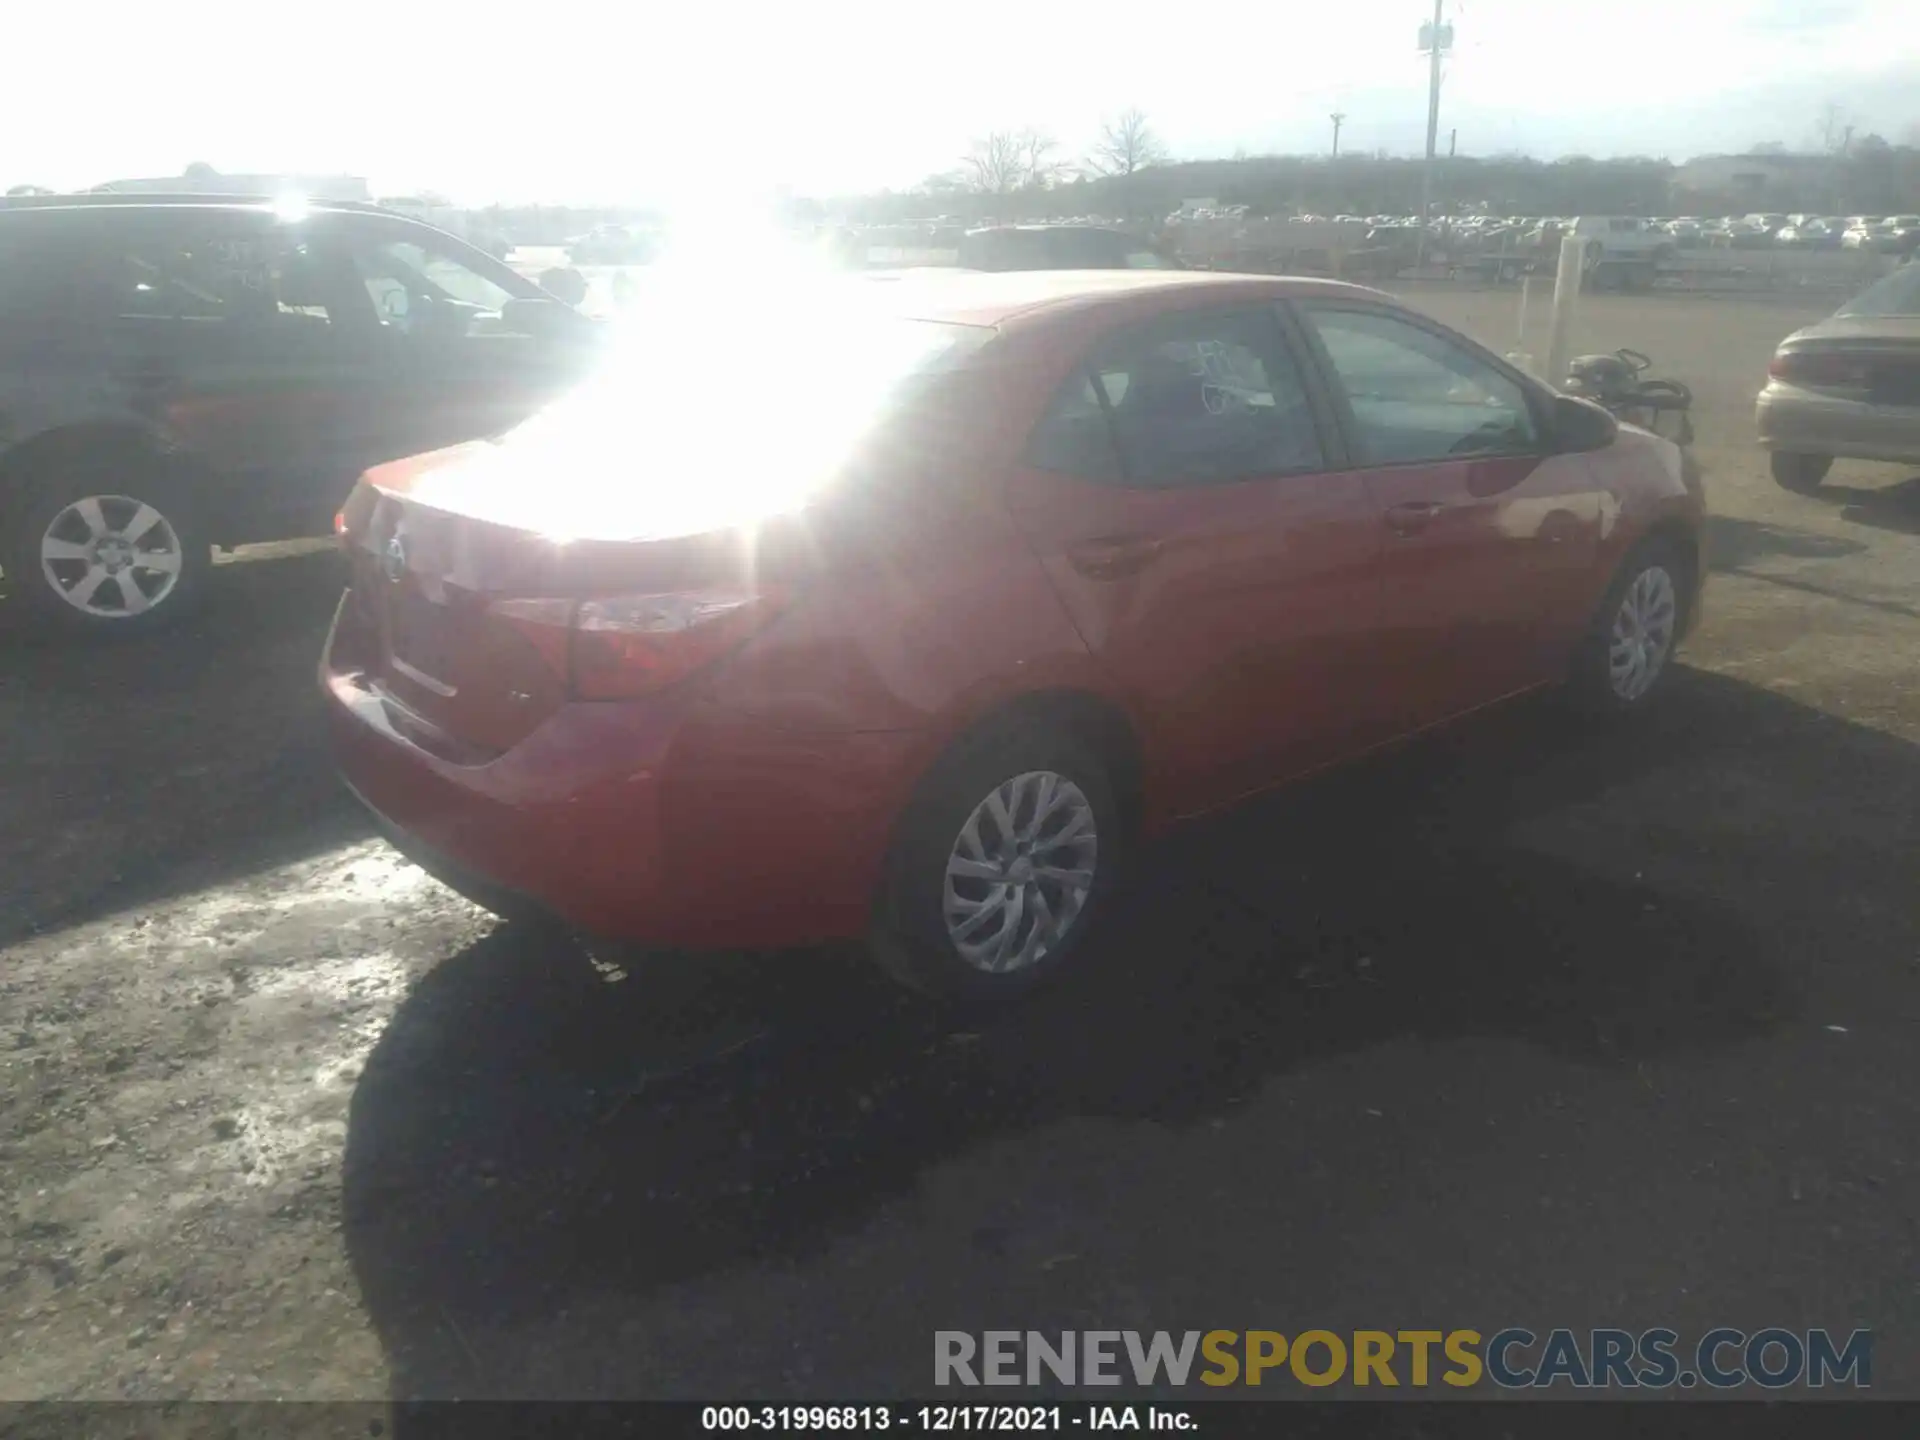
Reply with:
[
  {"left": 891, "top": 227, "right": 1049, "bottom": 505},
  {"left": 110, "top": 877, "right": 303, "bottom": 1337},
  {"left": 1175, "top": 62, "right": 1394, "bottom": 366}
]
[{"left": 8, "top": 0, "right": 1916, "bottom": 205}]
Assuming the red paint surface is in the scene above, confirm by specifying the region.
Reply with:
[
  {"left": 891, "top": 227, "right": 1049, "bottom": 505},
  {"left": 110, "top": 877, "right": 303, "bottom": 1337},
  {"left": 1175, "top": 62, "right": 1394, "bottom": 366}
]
[{"left": 322, "top": 274, "right": 1705, "bottom": 946}]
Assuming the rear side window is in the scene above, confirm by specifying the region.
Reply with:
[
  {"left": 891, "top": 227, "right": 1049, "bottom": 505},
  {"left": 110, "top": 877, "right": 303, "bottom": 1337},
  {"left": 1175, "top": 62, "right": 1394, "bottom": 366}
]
[
  {"left": 0, "top": 221, "right": 89, "bottom": 320},
  {"left": 102, "top": 218, "right": 351, "bottom": 328},
  {"left": 1027, "top": 308, "right": 1325, "bottom": 486},
  {"left": 1026, "top": 373, "right": 1124, "bottom": 481}
]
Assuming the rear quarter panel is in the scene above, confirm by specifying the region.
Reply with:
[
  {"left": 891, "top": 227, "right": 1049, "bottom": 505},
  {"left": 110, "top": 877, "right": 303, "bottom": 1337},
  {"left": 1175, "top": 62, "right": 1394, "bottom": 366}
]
[{"left": 692, "top": 410, "right": 1116, "bottom": 942}]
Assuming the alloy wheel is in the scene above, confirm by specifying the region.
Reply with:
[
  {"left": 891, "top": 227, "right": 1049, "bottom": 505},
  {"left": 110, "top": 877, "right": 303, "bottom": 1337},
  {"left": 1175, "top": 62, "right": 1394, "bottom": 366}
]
[
  {"left": 942, "top": 770, "right": 1098, "bottom": 974},
  {"left": 39, "top": 494, "right": 185, "bottom": 619},
  {"left": 1608, "top": 564, "right": 1678, "bottom": 702}
]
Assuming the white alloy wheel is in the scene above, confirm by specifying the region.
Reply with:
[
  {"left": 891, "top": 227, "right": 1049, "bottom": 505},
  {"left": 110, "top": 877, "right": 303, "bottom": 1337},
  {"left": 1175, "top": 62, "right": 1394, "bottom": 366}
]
[
  {"left": 39, "top": 493, "right": 186, "bottom": 619},
  {"left": 942, "top": 769, "right": 1098, "bottom": 974},
  {"left": 1608, "top": 563, "right": 1678, "bottom": 702}
]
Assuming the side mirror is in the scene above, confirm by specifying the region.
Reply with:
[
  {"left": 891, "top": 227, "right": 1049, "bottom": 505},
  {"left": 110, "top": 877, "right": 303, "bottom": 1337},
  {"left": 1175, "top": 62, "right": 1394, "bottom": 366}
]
[
  {"left": 1552, "top": 393, "right": 1619, "bottom": 453},
  {"left": 539, "top": 266, "right": 589, "bottom": 308}
]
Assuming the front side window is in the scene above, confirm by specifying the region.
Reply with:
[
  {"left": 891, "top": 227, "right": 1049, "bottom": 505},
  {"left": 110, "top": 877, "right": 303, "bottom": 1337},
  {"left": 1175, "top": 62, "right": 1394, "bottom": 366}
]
[
  {"left": 347, "top": 234, "right": 524, "bottom": 337},
  {"left": 1027, "top": 308, "right": 1324, "bottom": 486},
  {"left": 1299, "top": 306, "right": 1539, "bottom": 465}
]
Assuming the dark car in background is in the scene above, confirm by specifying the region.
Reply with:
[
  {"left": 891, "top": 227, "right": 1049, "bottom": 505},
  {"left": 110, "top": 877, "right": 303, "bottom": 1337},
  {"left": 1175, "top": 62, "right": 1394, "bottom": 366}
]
[
  {"left": 566, "top": 224, "right": 657, "bottom": 266},
  {"left": 0, "top": 194, "right": 601, "bottom": 635},
  {"left": 1343, "top": 224, "right": 1430, "bottom": 281},
  {"left": 955, "top": 225, "right": 1183, "bottom": 272}
]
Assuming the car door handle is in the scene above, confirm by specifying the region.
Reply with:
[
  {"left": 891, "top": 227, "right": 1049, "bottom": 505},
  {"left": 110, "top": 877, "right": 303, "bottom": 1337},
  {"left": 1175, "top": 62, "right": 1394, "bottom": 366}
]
[
  {"left": 1066, "top": 535, "right": 1162, "bottom": 580},
  {"left": 1385, "top": 501, "right": 1444, "bottom": 536}
]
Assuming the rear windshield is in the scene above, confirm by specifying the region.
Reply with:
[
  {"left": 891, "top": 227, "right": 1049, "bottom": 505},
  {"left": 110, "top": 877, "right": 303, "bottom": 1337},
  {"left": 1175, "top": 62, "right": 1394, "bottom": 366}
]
[
  {"left": 502, "top": 302, "right": 994, "bottom": 477},
  {"left": 1835, "top": 264, "right": 1920, "bottom": 318}
]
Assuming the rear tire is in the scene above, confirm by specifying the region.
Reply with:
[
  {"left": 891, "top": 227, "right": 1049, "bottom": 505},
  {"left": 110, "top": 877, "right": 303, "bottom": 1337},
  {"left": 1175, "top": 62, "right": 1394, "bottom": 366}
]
[
  {"left": 869, "top": 718, "right": 1125, "bottom": 1003},
  {"left": 1770, "top": 452, "right": 1832, "bottom": 493},
  {"left": 1567, "top": 537, "right": 1691, "bottom": 716},
  {"left": 4, "top": 457, "right": 211, "bottom": 637}
]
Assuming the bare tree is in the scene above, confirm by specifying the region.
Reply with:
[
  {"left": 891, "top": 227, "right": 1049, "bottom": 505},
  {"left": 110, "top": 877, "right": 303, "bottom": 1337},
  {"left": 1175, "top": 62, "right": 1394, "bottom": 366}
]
[
  {"left": 1088, "top": 108, "right": 1166, "bottom": 177},
  {"left": 962, "top": 132, "right": 1027, "bottom": 195},
  {"left": 1016, "top": 128, "right": 1069, "bottom": 187},
  {"left": 965, "top": 128, "right": 1069, "bottom": 193},
  {"left": 1815, "top": 102, "right": 1850, "bottom": 155}
]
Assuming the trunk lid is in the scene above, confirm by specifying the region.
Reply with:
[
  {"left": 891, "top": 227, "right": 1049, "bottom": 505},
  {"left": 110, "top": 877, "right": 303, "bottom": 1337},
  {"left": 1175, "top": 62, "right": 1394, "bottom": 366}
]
[
  {"left": 337, "top": 304, "right": 998, "bottom": 754},
  {"left": 345, "top": 441, "right": 821, "bottom": 756},
  {"left": 1776, "top": 317, "right": 1920, "bottom": 407}
]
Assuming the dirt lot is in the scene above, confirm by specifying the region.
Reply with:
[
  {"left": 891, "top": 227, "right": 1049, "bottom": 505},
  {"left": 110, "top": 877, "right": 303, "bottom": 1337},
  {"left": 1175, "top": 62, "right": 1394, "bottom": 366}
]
[{"left": 2, "top": 289, "right": 1917, "bottom": 1404}]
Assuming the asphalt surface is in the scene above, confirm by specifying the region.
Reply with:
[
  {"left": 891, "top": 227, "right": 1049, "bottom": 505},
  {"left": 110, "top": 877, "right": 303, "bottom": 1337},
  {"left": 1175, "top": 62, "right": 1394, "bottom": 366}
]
[{"left": 1, "top": 288, "right": 1916, "bottom": 1405}]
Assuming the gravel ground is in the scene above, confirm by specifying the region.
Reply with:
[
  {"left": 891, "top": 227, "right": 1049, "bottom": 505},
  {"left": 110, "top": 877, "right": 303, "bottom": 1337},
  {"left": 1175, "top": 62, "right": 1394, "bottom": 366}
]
[{"left": 1, "top": 289, "right": 1916, "bottom": 1406}]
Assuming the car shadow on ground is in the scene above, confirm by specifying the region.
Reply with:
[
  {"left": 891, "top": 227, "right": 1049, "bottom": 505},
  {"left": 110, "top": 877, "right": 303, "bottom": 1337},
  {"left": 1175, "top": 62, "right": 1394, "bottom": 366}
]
[
  {"left": 334, "top": 667, "right": 1915, "bottom": 1402},
  {"left": 1702, "top": 511, "right": 1920, "bottom": 620},
  {"left": 1702, "top": 512, "right": 1865, "bottom": 569},
  {"left": 1827, "top": 473, "right": 1920, "bottom": 538},
  {"left": 0, "top": 547, "right": 364, "bottom": 945}
]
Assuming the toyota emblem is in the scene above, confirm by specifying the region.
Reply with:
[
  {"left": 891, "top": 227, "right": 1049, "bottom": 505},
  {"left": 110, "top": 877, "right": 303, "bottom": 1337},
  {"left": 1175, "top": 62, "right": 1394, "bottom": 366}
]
[{"left": 382, "top": 533, "right": 408, "bottom": 583}]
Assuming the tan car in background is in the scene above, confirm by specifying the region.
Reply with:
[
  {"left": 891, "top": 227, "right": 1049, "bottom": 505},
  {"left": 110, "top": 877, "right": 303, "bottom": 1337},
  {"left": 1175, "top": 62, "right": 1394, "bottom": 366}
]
[{"left": 1757, "top": 261, "right": 1920, "bottom": 491}]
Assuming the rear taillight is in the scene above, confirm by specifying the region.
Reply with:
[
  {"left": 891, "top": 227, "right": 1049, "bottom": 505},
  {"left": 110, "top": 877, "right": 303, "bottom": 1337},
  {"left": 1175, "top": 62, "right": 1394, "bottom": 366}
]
[
  {"left": 1768, "top": 350, "right": 1870, "bottom": 387},
  {"left": 336, "top": 484, "right": 378, "bottom": 551},
  {"left": 486, "top": 590, "right": 784, "bottom": 701},
  {"left": 572, "top": 591, "right": 783, "bottom": 699},
  {"left": 487, "top": 597, "right": 577, "bottom": 682}
]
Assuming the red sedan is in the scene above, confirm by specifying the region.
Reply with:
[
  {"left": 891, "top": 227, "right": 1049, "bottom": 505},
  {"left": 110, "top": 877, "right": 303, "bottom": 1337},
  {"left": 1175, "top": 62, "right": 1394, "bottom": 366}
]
[{"left": 322, "top": 271, "right": 1705, "bottom": 998}]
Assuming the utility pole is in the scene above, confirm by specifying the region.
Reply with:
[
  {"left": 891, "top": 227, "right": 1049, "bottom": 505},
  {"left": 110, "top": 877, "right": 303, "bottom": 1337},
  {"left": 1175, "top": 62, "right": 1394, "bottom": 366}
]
[
  {"left": 1418, "top": 0, "right": 1451, "bottom": 243},
  {"left": 1330, "top": 112, "right": 1346, "bottom": 160}
]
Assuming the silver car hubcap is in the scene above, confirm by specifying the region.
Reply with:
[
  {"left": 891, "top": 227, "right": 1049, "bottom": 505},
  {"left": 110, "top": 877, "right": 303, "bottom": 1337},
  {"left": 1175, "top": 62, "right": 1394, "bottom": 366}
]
[
  {"left": 1608, "top": 564, "right": 1677, "bottom": 701},
  {"left": 943, "top": 770, "right": 1098, "bottom": 974},
  {"left": 40, "top": 495, "right": 184, "bottom": 618}
]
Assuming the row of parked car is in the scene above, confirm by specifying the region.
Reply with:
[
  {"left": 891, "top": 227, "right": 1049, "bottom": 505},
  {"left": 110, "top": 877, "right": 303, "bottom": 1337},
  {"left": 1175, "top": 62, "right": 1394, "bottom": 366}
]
[
  {"left": 1655, "top": 213, "right": 1920, "bottom": 253},
  {"left": 1230, "top": 211, "right": 1920, "bottom": 258}
]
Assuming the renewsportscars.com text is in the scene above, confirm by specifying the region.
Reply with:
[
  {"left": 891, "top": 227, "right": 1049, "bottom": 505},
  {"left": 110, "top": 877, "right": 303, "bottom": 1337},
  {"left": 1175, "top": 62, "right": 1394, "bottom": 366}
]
[{"left": 935, "top": 1328, "right": 1872, "bottom": 1390}]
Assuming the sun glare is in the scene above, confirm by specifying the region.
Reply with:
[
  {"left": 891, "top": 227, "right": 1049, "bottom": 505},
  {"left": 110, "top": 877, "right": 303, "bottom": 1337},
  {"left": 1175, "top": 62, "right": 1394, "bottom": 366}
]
[{"left": 411, "top": 280, "right": 963, "bottom": 547}]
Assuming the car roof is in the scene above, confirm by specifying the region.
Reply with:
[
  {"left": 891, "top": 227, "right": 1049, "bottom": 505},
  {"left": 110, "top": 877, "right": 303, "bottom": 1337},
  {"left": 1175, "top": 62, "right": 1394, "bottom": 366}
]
[
  {"left": 0, "top": 192, "right": 397, "bottom": 219},
  {"left": 868, "top": 269, "right": 1386, "bottom": 330}
]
